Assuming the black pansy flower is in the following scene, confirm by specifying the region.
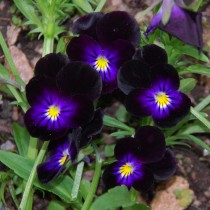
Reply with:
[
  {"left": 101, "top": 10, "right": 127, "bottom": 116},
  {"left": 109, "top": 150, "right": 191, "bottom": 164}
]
[
  {"left": 103, "top": 126, "right": 177, "bottom": 192},
  {"left": 145, "top": 0, "right": 203, "bottom": 49},
  {"left": 37, "top": 135, "right": 77, "bottom": 184},
  {"left": 67, "top": 11, "right": 140, "bottom": 94},
  {"left": 118, "top": 44, "right": 191, "bottom": 127},
  {"left": 24, "top": 54, "right": 102, "bottom": 140}
]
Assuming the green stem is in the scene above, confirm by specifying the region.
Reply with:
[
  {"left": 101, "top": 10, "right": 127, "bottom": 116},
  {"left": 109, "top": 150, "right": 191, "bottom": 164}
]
[
  {"left": 71, "top": 161, "right": 85, "bottom": 200},
  {"left": 42, "top": 37, "right": 54, "bottom": 56},
  {"left": 81, "top": 145, "right": 102, "bottom": 210},
  {"left": 190, "top": 107, "right": 210, "bottom": 131},
  {"left": 19, "top": 141, "right": 49, "bottom": 210}
]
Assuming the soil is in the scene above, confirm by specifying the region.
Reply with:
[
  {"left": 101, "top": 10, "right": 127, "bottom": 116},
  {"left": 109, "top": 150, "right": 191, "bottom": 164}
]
[{"left": 0, "top": 0, "right": 210, "bottom": 209}]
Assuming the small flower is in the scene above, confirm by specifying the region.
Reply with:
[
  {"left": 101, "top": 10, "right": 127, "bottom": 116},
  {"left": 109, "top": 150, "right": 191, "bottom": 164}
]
[
  {"left": 145, "top": 0, "right": 203, "bottom": 49},
  {"left": 37, "top": 136, "right": 77, "bottom": 184},
  {"left": 118, "top": 44, "right": 191, "bottom": 127},
  {"left": 24, "top": 54, "right": 102, "bottom": 140},
  {"left": 102, "top": 126, "right": 177, "bottom": 192},
  {"left": 67, "top": 11, "right": 140, "bottom": 93}
]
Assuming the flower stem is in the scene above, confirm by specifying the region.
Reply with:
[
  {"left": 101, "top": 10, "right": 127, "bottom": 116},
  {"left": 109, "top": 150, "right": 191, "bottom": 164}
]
[
  {"left": 71, "top": 161, "right": 85, "bottom": 200},
  {"left": 190, "top": 107, "right": 210, "bottom": 131},
  {"left": 42, "top": 37, "right": 54, "bottom": 56},
  {"left": 195, "top": 94, "right": 210, "bottom": 112},
  {"left": 19, "top": 141, "right": 49, "bottom": 210},
  {"left": 81, "top": 145, "right": 102, "bottom": 210}
]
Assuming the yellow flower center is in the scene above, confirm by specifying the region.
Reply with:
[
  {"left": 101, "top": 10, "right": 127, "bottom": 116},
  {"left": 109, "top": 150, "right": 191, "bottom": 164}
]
[
  {"left": 59, "top": 155, "right": 67, "bottom": 165},
  {"left": 47, "top": 105, "right": 60, "bottom": 121},
  {"left": 94, "top": 56, "right": 109, "bottom": 71},
  {"left": 119, "top": 163, "right": 134, "bottom": 177},
  {"left": 155, "top": 92, "right": 170, "bottom": 108}
]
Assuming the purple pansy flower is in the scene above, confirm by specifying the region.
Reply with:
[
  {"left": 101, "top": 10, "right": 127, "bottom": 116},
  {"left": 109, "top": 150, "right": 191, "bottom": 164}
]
[
  {"left": 24, "top": 54, "right": 102, "bottom": 140},
  {"left": 145, "top": 0, "right": 203, "bottom": 49},
  {"left": 37, "top": 135, "right": 77, "bottom": 184},
  {"left": 118, "top": 44, "right": 191, "bottom": 127},
  {"left": 102, "top": 126, "right": 177, "bottom": 192},
  {"left": 67, "top": 11, "right": 140, "bottom": 94}
]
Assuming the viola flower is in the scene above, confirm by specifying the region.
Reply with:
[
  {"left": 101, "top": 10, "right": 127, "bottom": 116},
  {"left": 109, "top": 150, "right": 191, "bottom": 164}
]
[
  {"left": 37, "top": 136, "right": 77, "bottom": 184},
  {"left": 118, "top": 44, "right": 191, "bottom": 127},
  {"left": 103, "top": 126, "right": 177, "bottom": 192},
  {"left": 145, "top": 0, "right": 203, "bottom": 49},
  {"left": 67, "top": 11, "right": 140, "bottom": 93},
  {"left": 24, "top": 54, "right": 102, "bottom": 140}
]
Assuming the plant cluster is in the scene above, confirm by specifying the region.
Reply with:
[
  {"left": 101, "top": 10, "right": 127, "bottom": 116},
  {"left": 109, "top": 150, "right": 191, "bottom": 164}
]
[{"left": 0, "top": 0, "right": 210, "bottom": 210}]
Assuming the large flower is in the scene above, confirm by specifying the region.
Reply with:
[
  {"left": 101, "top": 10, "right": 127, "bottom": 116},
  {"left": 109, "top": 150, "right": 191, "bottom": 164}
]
[
  {"left": 37, "top": 135, "right": 77, "bottom": 183},
  {"left": 118, "top": 44, "right": 191, "bottom": 127},
  {"left": 24, "top": 54, "right": 102, "bottom": 140},
  {"left": 102, "top": 126, "right": 177, "bottom": 192},
  {"left": 67, "top": 11, "right": 140, "bottom": 94},
  {"left": 145, "top": 0, "right": 203, "bottom": 49}
]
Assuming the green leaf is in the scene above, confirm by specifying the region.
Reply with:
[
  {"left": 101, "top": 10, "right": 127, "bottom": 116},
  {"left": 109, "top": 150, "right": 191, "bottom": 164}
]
[
  {"left": 12, "top": 123, "right": 30, "bottom": 156},
  {"left": 123, "top": 203, "right": 150, "bottom": 210},
  {"left": 0, "top": 151, "right": 78, "bottom": 203},
  {"left": 110, "top": 131, "right": 133, "bottom": 138},
  {"left": 48, "top": 200, "right": 67, "bottom": 210},
  {"left": 103, "top": 115, "right": 134, "bottom": 133},
  {"left": 180, "top": 64, "right": 210, "bottom": 76},
  {"left": 72, "top": 0, "right": 93, "bottom": 13},
  {"left": 116, "top": 105, "right": 129, "bottom": 123},
  {"left": 104, "top": 144, "right": 115, "bottom": 157},
  {"left": 179, "top": 78, "right": 196, "bottom": 93},
  {"left": 161, "top": 0, "right": 174, "bottom": 25},
  {"left": 94, "top": 0, "right": 106, "bottom": 12},
  {"left": 90, "top": 186, "right": 135, "bottom": 210}
]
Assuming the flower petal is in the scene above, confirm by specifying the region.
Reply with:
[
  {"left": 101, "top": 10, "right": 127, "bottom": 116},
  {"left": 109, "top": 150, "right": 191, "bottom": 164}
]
[
  {"left": 72, "top": 12, "right": 104, "bottom": 40},
  {"left": 114, "top": 137, "right": 138, "bottom": 160},
  {"left": 152, "top": 91, "right": 191, "bottom": 127},
  {"left": 133, "top": 44, "right": 168, "bottom": 66},
  {"left": 125, "top": 88, "right": 154, "bottom": 117},
  {"left": 97, "top": 11, "right": 140, "bottom": 47},
  {"left": 78, "top": 108, "right": 104, "bottom": 148},
  {"left": 132, "top": 166, "right": 154, "bottom": 192},
  {"left": 148, "top": 149, "right": 177, "bottom": 180},
  {"left": 118, "top": 60, "right": 151, "bottom": 95},
  {"left": 150, "top": 64, "right": 180, "bottom": 91},
  {"left": 56, "top": 61, "right": 102, "bottom": 100},
  {"left": 34, "top": 53, "right": 69, "bottom": 81},
  {"left": 134, "top": 126, "right": 166, "bottom": 163}
]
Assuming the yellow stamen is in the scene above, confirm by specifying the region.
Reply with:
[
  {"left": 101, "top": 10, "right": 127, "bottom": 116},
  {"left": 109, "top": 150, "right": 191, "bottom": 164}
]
[
  {"left": 155, "top": 92, "right": 170, "bottom": 108},
  {"left": 94, "top": 56, "right": 109, "bottom": 71},
  {"left": 47, "top": 105, "right": 60, "bottom": 121},
  {"left": 119, "top": 163, "right": 134, "bottom": 177},
  {"left": 59, "top": 155, "right": 67, "bottom": 165}
]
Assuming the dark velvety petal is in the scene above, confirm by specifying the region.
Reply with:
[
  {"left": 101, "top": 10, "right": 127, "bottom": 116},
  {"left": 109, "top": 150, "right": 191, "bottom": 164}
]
[
  {"left": 66, "top": 35, "right": 101, "bottom": 64},
  {"left": 134, "top": 126, "right": 166, "bottom": 163},
  {"left": 72, "top": 12, "right": 104, "bottom": 39},
  {"left": 152, "top": 91, "right": 191, "bottom": 127},
  {"left": 150, "top": 64, "right": 180, "bottom": 90},
  {"left": 34, "top": 53, "right": 69, "bottom": 80},
  {"left": 26, "top": 76, "right": 55, "bottom": 106},
  {"left": 56, "top": 61, "right": 102, "bottom": 100},
  {"left": 125, "top": 88, "right": 154, "bottom": 117},
  {"left": 148, "top": 149, "right": 177, "bottom": 180},
  {"left": 114, "top": 137, "right": 138, "bottom": 160},
  {"left": 79, "top": 108, "right": 104, "bottom": 148},
  {"left": 133, "top": 44, "right": 168, "bottom": 66},
  {"left": 102, "top": 162, "right": 120, "bottom": 190},
  {"left": 97, "top": 11, "right": 140, "bottom": 47},
  {"left": 118, "top": 60, "right": 151, "bottom": 95},
  {"left": 132, "top": 166, "right": 154, "bottom": 192},
  {"left": 146, "top": 2, "right": 203, "bottom": 49}
]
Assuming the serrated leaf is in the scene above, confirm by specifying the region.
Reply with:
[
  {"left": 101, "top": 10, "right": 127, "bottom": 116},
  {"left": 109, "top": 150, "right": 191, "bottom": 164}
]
[
  {"left": 90, "top": 186, "right": 135, "bottom": 210},
  {"left": 12, "top": 123, "right": 30, "bottom": 156},
  {"left": 0, "top": 151, "right": 78, "bottom": 203},
  {"left": 179, "top": 78, "right": 196, "bottom": 93}
]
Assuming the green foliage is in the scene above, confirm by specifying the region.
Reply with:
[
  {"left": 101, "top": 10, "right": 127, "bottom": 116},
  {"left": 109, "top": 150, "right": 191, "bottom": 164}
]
[
  {"left": 179, "top": 78, "right": 197, "bottom": 94},
  {"left": 90, "top": 186, "right": 149, "bottom": 210}
]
